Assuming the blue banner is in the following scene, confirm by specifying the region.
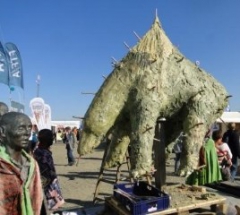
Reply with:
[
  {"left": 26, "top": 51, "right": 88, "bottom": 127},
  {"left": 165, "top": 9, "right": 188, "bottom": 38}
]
[
  {"left": 5, "top": 42, "right": 24, "bottom": 89},
  {"left": 0, "top": 41, "right": 9, "bottom": 85}
]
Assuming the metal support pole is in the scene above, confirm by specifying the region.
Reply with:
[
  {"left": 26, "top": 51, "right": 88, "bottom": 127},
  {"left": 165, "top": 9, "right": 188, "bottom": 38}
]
[{"left": 36, "top": 75, "right": 41, "bottom": 97}]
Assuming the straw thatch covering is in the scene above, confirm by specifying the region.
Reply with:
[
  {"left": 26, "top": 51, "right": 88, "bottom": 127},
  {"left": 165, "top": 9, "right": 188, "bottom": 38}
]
[{"left": 78, "top": 15, "right": 229, "bottom": 178}]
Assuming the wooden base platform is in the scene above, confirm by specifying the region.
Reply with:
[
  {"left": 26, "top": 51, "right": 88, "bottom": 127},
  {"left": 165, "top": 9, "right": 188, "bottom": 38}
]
[
  {"left": 206, "top": 181, "right": 240, "bottom": 197},
  {"left": 105, "top": 184, "right": 227, "bottom": 215}
]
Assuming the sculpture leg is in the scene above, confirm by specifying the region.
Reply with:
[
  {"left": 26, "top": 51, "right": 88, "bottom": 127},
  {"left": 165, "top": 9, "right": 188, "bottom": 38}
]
[
  {"left": 129, "top": 107, "right": 158, "bottom": 179},
  {"left": 180, "top": 113, "right": 207, "bottom": 176},
  {"left": 103, "top": 132, "right": 130, "bottom": 169},
  {"left": 103, "top": 114, "right": 131, "bottom": 169}
]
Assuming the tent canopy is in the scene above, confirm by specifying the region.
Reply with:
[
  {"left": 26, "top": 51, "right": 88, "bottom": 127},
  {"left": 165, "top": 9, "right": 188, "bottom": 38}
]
[{"left": 216, "top": 111, "right": 240, "bottom": 123}]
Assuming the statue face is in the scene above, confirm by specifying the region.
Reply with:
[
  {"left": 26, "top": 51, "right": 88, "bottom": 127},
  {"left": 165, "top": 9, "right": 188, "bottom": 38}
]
[{"left": 4, "top": 115, "right": 32, "bottom": 150}]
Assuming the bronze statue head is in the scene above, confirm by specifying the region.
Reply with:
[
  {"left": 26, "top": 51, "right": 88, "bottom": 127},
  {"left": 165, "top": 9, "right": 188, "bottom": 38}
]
[
  {"left": 0, "top": 112, "right": 32, "bottom": 152},
  {"left": 0, "top": 102, "right": 9, "bottom": 118}
]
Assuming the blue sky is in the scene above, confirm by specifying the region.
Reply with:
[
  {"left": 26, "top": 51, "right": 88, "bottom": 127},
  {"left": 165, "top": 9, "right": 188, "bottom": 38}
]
[{"left": 0, "top": 1, "right": 239, "bottom": 120}]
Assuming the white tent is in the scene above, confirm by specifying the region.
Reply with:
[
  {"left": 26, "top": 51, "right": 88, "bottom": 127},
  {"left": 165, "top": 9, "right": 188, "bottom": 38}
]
[
  {"left": 216, "top": 111, "right": 240, "bottom": 123},
  {"left": 51, "top": 120, "right": 81, "bottom": 129}
]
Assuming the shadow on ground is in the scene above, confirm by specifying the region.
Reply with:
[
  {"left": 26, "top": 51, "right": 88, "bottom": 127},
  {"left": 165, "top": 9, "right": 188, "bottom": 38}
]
[{"left": 58, "top": 171, "right": 117, "bottom": 181}]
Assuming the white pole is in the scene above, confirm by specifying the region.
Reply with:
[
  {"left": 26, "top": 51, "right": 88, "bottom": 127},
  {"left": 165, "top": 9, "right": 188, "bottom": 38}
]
[
  {"left": 36, "top": 75, "right": 41, "bottom": 97},
  {"left": 9, "top": 87, "right": 12, "bottom": 111}
]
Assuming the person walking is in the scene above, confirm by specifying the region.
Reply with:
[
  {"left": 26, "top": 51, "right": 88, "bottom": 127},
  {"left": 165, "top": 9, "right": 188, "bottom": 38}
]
[
  {"left": 72, "top": 127, "right": 79, "bottom": 141},
  {"left": 222, "top": 123, "right": 240, "bottom": 181},
  {"left": 172, "top": 132, "right": 184, "bottom": 175},
  {"left": 0, "top": 112, "right": 43, "bottom": 214},
  {"left": 64, "top": 127, "right": 76, "bottom": 166},
  {"left": 29, "top": 124, "right": 39, "bottom": 152},
  {"left": 33, "top": 129, "right": 64, "bottom": 210}
]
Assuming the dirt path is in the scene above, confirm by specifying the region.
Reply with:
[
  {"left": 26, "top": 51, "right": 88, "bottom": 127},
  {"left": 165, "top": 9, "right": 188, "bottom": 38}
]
[{"left": 52, "top": 141, "right": 109, "bottom": 209}]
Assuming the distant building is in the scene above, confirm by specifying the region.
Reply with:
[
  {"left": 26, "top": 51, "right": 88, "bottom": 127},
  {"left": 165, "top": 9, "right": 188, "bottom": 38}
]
[
  {"left": 30, "top": 117, "right": 81, "bottom": 130},
  {"left": 51, "top": 120, "right": 81, "bottom": 130}
]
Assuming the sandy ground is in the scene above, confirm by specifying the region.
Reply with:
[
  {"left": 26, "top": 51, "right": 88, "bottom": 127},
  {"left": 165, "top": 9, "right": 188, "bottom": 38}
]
[
  {"left": 51, "top": 141, "right": 240, "bottom": 214},
  {"left": 52, "top": 141, "right": 123, "bottom": 209},
  {"left": 51, "top": 140, "right": 185, "bottom": 210}
]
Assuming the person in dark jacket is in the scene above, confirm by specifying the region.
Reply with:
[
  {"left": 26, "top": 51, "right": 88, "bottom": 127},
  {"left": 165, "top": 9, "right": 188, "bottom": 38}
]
[{"left": 222, "top": 123, "right": 240, "bottom": 181}]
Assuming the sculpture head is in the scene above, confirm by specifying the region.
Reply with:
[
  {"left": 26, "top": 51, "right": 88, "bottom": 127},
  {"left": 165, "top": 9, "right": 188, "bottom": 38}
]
[
  {"left": 78, "top": 131, "right": 101, "bottom": 155},
  {"left": 0, "top": 102, "right": 9, "bottom": 118},
  {"left": 0, "top": 112, "right": 32, "bottom": 152}
]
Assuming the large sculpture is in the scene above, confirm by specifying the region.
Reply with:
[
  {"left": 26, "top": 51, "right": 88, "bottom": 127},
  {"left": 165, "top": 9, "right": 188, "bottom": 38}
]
[{"left": 78, "top": 15, "right": 229, "bottom": 178}]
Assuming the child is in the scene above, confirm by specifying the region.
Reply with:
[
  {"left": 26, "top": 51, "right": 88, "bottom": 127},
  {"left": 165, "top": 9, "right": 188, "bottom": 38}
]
[{"left": 212, "top": 130, "right": 232, "bottom": 181}]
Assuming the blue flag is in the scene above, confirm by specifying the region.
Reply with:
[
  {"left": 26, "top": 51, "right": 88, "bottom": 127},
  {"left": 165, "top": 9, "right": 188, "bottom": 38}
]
[
  {"left": 0, "top": 41, "right": 9, "bottom": 85},
  {"left": 5, "top": 42, "right": 24, "bottom": 89}
]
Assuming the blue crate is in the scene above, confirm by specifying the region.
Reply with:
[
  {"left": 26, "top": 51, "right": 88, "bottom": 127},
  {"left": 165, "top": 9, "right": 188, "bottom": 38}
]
[{"left": 113, "top": 181, "right": 170, "bottom": 215}]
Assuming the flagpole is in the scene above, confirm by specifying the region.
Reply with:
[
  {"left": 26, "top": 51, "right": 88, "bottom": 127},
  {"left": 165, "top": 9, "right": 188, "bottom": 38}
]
[
  {"left": 9, "top": 87, "right": 12, "bottom": 111},
  {"left": 36, "top": 75, "right": 41, "bottom": 97},
  {"left": 9, "top": 86, "right": 15, "bottom": 111}
]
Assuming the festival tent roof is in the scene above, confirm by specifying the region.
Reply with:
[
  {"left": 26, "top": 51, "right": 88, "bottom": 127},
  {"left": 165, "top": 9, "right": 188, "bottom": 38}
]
[
  {"left": 51, "top": 120, "right": 81, "bottom": 128},
  {"left": 29, "top": 117, "right": 81, "bottom": 129},
  {"left": 216, "top": 111, "right": 240, "bottom": 123}
]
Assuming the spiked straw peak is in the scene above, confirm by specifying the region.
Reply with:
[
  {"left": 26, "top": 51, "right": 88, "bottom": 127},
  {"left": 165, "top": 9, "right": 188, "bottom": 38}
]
[{"left": 133, "top": 15, "right": 173, "bottom": 58}]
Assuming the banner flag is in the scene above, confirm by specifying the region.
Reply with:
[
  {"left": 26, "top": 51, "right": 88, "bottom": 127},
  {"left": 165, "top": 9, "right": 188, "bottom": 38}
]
[
  {"left": 5, "top": 42, "right": 24, "bottom": 89},
  {"left": 30, "top": 97, "right": 45, "bottom": 130},
  {"left": 11, "top": 100, "right": 25, "bottom": 113},
  {"left": 44, "top": 104, "right": 52, "bottom": 129},
  {"left": 0, "top": 41, "right": 9, "bottom": 85}
]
